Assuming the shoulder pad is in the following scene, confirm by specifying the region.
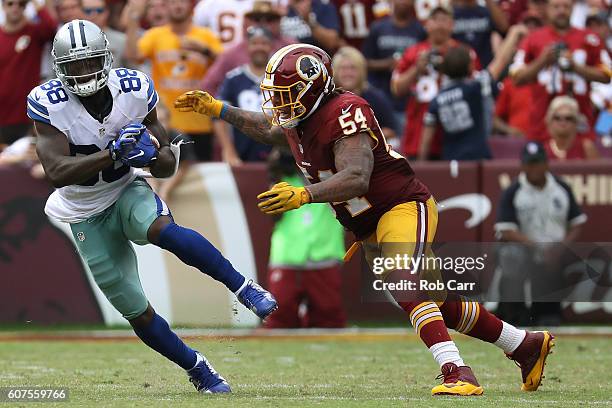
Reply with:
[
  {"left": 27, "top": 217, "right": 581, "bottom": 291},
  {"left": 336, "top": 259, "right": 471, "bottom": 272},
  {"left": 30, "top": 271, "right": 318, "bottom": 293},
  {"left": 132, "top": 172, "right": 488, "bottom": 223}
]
[
  {"left": 26, "top": 79, "right": 70, "bottom": 125},
  {"left": 109, "top": 68, "right": 158, "bottom": 113}
]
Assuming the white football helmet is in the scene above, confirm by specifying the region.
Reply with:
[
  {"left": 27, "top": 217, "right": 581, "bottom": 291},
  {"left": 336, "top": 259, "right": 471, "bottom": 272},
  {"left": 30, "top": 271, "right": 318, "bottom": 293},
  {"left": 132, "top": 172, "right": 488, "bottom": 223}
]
[{"left": 52, "top": 20, "right": 113, "bottom": 97}]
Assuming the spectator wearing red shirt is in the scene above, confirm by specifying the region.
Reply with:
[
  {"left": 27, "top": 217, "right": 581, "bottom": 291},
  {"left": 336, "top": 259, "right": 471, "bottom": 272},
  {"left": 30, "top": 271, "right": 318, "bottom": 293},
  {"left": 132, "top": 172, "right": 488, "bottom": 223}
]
[
  {"left": 0, "top": 0, "right": 56, "bottom": 145},
  {"left": 544, "top": 95, "right": 599, "bottom": 160},
  {"left": 493, "top": 16, "right": 542, "bottom": 137},
  {"left": 510, "top": 0, "right": 611, "bottom": 142},
  {"left": 494, "top": 77, "right": 531, "bottom": 137},
  {"left": 391, "top": 5, "right": 479, "bottom": 159}
]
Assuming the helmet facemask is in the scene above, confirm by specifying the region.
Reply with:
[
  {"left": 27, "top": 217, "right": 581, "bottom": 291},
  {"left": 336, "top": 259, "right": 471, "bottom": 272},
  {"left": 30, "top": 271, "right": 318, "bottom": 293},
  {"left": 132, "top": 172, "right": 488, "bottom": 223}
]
[
  {"left": 54, "top": 49, "right": 113, "bottom": 97},
  {"left": 261, "top": 80, "right": 309, "bottom": 129}
]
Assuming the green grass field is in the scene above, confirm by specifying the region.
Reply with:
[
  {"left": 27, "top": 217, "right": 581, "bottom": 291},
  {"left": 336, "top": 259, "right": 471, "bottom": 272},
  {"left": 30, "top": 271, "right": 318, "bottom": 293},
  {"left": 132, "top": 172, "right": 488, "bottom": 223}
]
[{"left": 0, "top": 334, "right": 610, "bottom": 407}]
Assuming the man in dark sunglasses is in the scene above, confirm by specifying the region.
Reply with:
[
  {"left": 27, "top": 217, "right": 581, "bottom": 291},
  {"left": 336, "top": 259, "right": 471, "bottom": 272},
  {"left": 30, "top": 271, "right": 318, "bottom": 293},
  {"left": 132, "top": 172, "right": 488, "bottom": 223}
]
[
  {"left": 81, "top": 0, "right": 127, "bottom": 67},
  {"left": 0, "top": 0, "right": 56, "bottom": 144}
]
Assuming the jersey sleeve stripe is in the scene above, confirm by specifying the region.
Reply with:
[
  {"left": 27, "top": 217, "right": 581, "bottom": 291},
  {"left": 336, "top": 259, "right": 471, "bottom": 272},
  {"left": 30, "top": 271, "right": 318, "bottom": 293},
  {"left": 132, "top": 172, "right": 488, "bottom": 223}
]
[
  {"left": 146, "top": 77, "right": 155, "bottom": 100},
  {"left": 27, "top": 106, "right": 52, "bottom": 125},
  {"left": 147, "top": 90, "right": 159, "bottom": 112},
  {"left": 27, "top": 96, "right": 50, "bottom": 117},
  {"left": 27, "top": 101, "right": 50, "bottom": 120}
]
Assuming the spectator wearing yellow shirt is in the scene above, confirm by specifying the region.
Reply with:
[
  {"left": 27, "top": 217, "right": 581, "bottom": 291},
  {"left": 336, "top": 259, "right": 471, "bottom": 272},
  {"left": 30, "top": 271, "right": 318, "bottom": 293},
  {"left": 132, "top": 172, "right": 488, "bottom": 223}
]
[{"left": 125, "top": 0, "right": 223, "bottom": 161}]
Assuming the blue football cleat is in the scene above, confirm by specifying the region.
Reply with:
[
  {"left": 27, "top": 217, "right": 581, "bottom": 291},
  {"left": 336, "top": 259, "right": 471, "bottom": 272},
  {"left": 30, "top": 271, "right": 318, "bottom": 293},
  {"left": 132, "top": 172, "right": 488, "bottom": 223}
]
[
  {"left": 187, "top": 352, "right": 231, "bottom": 394},
  {"left": 237, "top": 279, "right": 278, "bottom": 319}
]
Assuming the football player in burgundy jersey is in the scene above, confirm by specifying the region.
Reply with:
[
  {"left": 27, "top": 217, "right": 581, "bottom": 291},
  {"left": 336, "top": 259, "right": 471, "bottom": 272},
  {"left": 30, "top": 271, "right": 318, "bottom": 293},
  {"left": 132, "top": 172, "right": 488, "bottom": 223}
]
[{"left": 176, "top": 43, "right": 554, "bottom": 396}]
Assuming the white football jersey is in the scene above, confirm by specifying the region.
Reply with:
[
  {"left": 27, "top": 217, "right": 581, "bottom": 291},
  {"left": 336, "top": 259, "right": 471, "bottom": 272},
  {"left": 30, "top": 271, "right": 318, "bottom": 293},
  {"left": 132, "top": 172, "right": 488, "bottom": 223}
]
[
  {"left": 26, "top": 68, "right": 159, "bottom": 223},
  {"left": 193, "top": 0, "right": 254, "bottom": 47}
]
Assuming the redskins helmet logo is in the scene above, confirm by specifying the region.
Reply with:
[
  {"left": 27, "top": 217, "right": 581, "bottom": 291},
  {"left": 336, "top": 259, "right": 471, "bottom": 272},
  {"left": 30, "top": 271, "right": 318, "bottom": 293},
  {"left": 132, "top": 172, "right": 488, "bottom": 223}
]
[{"left": 296, "top": 55, "right": 322, "bottom": 82}]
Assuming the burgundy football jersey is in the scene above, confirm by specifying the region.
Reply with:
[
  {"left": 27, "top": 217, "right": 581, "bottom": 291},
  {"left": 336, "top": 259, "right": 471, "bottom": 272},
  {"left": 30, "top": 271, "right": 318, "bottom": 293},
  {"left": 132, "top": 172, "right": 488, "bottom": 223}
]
[
  {"left": 511, "top": 26, "right": 611, "bottom": 141},
  {"left": 331, "top": 0, "right": 389, "bottom": 49},
  {"left": 284, "top": 91, "right": 430, "bottom": 239}
]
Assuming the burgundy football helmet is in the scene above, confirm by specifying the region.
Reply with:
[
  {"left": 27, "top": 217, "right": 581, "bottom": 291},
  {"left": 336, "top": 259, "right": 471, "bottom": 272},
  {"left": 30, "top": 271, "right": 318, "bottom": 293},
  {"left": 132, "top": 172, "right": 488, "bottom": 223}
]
[{"left": 261, "top": 44, "right": 335, "bottom": 128}]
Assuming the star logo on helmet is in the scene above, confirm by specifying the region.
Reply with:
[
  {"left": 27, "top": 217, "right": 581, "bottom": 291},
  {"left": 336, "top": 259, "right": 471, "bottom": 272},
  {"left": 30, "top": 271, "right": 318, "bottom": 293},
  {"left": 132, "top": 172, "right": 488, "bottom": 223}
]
[{"left": 296, "top": 55, "right": 322, "bottom": 82}]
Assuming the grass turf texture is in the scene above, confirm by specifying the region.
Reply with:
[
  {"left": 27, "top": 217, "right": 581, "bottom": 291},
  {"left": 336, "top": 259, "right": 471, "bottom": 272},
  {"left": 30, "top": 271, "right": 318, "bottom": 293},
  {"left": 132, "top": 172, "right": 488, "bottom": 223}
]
[{"left": 0, "top": 335, "right": 609, "bottom": 407}]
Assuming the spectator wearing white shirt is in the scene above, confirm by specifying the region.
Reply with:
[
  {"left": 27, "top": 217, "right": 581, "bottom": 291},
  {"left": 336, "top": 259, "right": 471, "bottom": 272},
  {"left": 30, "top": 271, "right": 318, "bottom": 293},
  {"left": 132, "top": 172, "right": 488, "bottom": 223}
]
[{"left": 193, "top": 0, "right": 254, "bottom": 47}]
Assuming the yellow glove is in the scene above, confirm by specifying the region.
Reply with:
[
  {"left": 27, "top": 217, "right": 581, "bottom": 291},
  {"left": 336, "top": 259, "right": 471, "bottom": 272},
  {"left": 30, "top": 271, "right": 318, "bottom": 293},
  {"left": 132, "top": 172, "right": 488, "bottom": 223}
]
[
  {"left": 174, "top": 90, "right": 224, "bottom": 118},
  {"left": 257, "top": 182, "right": 311, "bottom": 215}
]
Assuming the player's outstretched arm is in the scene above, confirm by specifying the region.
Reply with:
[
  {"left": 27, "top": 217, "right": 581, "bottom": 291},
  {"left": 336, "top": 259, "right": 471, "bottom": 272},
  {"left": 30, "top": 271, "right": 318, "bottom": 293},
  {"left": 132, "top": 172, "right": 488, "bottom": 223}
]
[
  {"left": 307, "top": 132, "right": 374, "bottom": 203},
  {"left": 34, "top": 121, "right": 115, "bottom": 188},
  {"left": 174, "top": 90, "right": 287, "bottom": 146},
  {"left": 222, "top": 105, "right": 288, "bottom": 146},
  {"left": 142, "top": 107, "right": 176, "bottom": 178},
  {"left": 256, "top": 132, "right": 374, "bottom": 216}
]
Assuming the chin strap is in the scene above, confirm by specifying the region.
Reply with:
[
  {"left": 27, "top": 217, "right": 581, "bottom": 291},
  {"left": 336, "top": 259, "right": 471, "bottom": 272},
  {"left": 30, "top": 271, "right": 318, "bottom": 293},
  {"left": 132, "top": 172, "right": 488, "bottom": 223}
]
[{"left": 292, "top": 75, "right": 335, "bottom": 126}]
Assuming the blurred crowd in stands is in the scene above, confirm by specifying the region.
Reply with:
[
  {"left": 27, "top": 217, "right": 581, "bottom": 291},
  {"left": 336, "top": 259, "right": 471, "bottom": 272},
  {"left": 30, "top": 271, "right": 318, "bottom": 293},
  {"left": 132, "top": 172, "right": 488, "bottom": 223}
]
[
  {"left": 0, "top": 0, "right": 610, "bottom": 199},
  {"left": 0, "top": 0, "right": 608, "bottom": 328}
]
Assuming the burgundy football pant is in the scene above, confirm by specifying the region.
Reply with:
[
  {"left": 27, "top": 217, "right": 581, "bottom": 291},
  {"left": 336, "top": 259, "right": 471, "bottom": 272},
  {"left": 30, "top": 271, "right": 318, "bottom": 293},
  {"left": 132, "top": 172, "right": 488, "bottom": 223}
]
[{"left": 265, "top": 265, "right": 346, "bottom": 328}]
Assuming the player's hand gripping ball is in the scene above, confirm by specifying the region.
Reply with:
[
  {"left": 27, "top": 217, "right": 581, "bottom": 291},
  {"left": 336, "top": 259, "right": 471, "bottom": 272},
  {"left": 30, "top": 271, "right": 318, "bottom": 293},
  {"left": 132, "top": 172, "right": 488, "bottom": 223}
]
[
  {"left": 111, "top": 123, "right": 160, "bottom": 168},
  {"left": 109, "top": 125, "right": 138, "bottom": 161},
  {"left": 174, "top": 90, "right": 224, "bottom": 118},
  {"left": 257, "top": 182, "right": 311, "bottom": 215}
]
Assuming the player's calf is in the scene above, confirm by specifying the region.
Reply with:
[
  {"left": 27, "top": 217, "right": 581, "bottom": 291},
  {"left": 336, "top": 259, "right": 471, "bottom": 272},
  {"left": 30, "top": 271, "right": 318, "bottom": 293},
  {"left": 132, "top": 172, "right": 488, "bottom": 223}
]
[
  {"left": 155, "top": 221, "right": 247, "bottom": 292},
  {"left": 130, "top": 307, "right": 199, "bottom": 371}
]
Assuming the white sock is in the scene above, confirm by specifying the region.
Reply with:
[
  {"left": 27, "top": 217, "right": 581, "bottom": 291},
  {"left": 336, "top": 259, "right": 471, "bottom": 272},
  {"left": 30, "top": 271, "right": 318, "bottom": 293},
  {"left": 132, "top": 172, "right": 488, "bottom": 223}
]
[
  {"left": 233, "top": 278, "right": 249, "bottom": 296},
  {"left": 494, "top": 321, "right": 526, "bottom": 354},
  {"left": 429, "top": 341, "right": 465, "bottom": 368}
]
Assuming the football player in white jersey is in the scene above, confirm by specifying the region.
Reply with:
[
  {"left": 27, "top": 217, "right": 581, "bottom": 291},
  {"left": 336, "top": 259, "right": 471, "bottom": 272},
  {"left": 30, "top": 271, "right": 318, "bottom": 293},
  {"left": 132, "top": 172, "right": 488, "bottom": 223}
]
[{"left": 27, "top": 20, "right": 278, "bottom": 394}]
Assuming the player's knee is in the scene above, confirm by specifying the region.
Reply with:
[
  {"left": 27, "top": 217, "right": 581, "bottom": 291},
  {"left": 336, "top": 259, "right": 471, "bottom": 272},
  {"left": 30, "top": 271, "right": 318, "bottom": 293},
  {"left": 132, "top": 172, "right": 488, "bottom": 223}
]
[
  {"left": 147, "top": 215, "right": 173, "bottom": 244},
  {"left": 128, "top": 304, "right": 155, "bottom": 330}
]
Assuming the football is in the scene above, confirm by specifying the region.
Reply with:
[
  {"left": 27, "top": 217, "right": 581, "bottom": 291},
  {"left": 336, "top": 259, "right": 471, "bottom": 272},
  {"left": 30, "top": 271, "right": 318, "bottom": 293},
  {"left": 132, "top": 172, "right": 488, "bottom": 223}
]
[{"left": 148, "top": 132, "right": 160, "bottom": 149}]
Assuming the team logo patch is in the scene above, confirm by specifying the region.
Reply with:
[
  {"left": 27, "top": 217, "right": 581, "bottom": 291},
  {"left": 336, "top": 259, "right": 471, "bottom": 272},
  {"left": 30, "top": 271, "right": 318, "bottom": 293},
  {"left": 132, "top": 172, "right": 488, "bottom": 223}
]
[
  {"left": 76, "top": 232, "right": 86, "bottom": 242},
  {"left": 296, "top": 55, "right": 322, "bottom": 81},
  {"left": 15, "top": 35, "right": 31, "bottom": 53},
  {"left": 586, "top": 33, "right": 600, "bottom": 47}
]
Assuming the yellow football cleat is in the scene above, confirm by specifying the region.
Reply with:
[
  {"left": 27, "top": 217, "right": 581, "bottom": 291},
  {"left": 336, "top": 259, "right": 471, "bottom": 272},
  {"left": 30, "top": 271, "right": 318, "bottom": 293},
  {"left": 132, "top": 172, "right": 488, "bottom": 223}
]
[
  {"left": 431, "top": 363, "right": 484, "bottom": 396},
  {"left": 507, "top": 331, "right": 555, "bottom": 391}
]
